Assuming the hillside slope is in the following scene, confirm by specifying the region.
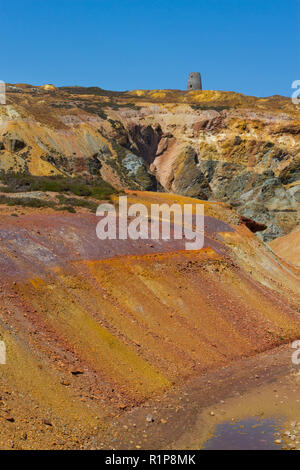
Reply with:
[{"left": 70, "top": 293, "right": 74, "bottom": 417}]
[{"left": 1, "top": 84, "right": 299, "bottom": 241}]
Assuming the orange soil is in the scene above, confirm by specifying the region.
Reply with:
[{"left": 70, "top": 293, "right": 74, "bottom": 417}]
[
  {"left": 0, "top": 193, "right": 299, "bottom": 449},
  {"left": 270, "top": 227, "right": 300, "bottom": 267}
]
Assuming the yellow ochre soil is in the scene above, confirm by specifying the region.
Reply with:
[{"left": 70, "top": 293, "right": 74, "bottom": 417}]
[{"left": 0, "top": 192, "right": 299, "bottom": 449}]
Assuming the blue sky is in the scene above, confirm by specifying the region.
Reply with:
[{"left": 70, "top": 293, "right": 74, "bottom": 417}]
[{"left": 0, "top": 0, "right": 299, "bottom": 96}]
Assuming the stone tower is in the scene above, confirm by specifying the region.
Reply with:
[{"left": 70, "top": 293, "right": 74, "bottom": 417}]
[{"left": 187, "top": 72, "right": 202, "bottom": 90}]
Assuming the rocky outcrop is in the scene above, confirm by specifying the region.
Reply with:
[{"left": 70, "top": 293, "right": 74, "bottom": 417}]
[{"left": 1, "top": 84, "right": 299, "bottom": 240}]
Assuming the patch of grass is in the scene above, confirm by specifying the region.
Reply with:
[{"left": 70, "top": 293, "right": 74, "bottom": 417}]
[{"left": 0, "top": 172, "right": 118, "bottom": 200}]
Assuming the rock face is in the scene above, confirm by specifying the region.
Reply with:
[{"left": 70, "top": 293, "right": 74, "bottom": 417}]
[
  {"left": 187, "top": 72, "right": 202, "bottom": 90},
  {"left": 1, "top": 84, "right": 300, "bottom": 240}
]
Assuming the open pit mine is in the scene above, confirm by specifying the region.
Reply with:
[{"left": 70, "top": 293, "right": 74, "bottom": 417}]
[{"left": 0, "top": 84, "right": 299, "bottom": 450}]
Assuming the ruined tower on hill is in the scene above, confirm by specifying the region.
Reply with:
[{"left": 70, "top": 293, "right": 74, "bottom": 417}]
[{"left": 187, "top": 72, "right": 202, "bottom": 90}]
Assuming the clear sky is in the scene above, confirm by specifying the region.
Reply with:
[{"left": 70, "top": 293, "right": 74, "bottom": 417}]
[{"left": 1, "top": 0, "right": 299, "bottom": 97}]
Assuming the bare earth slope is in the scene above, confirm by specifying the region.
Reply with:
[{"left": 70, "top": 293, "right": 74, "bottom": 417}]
[
  {"left": 0, "top": 192, "right": 300, "bottom": 449},
  {"left": 1, "top": 84, "right": 300, "bottom": 241},
  {"left": 270, "top": 225, "right": 300, "bottom": 267}
]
